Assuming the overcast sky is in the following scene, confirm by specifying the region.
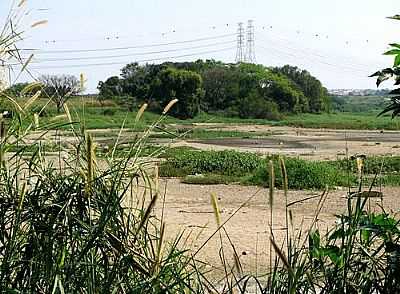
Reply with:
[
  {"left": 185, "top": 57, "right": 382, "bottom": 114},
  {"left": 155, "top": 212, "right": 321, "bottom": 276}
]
[{"left": 2, "top": 0, "right": 400, "bottom": 92}]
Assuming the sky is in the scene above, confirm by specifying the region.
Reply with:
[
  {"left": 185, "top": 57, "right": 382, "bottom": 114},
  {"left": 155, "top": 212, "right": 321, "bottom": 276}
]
[{"left": 1, "top": 0, "right": 400, "bottom": 92}]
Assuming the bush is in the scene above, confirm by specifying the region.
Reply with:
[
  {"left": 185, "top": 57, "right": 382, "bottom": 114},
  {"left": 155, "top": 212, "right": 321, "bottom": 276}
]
[
  {"left": 160, "top": 150, "right": 263, "bottom": 177},
  {"left": 246, "top": 158, "right": 353, "bottom": 189},
  {"left": 238, "top": 92, "right": 281, "bottom": 120}
]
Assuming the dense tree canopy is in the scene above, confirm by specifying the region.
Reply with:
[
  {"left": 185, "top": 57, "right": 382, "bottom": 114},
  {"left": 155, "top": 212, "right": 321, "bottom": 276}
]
[{"left": 98, "top": 60, "right": 330, "bottom": 119}]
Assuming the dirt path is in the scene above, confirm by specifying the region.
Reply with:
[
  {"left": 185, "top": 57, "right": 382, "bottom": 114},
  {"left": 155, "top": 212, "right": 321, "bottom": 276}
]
[{"left": 155, "top": 179, "right": 400, "bottom": 275}]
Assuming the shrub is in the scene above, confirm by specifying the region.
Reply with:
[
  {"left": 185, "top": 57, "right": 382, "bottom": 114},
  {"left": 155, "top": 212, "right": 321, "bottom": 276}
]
[
  {"left": 238, "top": 92, "right": 281, "bottom": 120},
  {"left": 246, "top": 158, "right": 353, "bottom": 189},
  {"left": 160, "top": 150, "right": 263, "bottom": 177}
]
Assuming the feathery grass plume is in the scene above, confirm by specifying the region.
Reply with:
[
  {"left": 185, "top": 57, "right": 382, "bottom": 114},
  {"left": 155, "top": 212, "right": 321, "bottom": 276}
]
[
  {"left": 356, "top": 157, "right": 364, "bottom": 177},
  {"left": 23, "top": 90, "right": 41, "bottom": 110},
  {"left": 33, "top": 113, "right": 39, "bottom": 129},
  {"left": 210, "top": 193, "right": 221, "bottom": 227},
  {"left": 5, "top": 94, "right": 24, "bottom": 114},
  {"left": 135, "top": 103, "right": 148, "bottom": 122},
  {"left": 31, "top": 20, "right": 48, "bottom": 28},
  {"left": 79, "top": 73, "right": 86, "bottom": 91},
  {"left": 21, "top": 82, "right": 42, "bottom": 96},
  {"left": 63, "top": 103, "right": 72, "bottom": 123},
  {"left": 50, "top": 114, "right": 68, "bottom": 121},
  {"left": 162, "top": 98, "right": 178, "bottom": 115}
]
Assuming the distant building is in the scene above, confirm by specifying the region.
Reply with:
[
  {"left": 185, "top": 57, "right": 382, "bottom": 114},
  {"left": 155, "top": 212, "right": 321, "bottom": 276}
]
[{"left": 328, "top": 89, "right": 391, "bottom": 96}]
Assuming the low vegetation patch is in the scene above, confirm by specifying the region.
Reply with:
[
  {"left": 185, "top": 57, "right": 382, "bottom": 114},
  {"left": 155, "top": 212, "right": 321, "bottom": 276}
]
[{"left": 160, "top": 149, "right": 358, "bottom": 189}]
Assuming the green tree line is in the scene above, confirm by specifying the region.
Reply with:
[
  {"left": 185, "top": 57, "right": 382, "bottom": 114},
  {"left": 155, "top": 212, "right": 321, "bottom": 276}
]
[{"left": 98, "top": 60, "right": 330, "bottom": 119}]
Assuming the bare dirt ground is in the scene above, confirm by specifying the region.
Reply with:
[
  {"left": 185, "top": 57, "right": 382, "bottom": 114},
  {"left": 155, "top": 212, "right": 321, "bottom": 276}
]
[
  {"left": 155, "top": 179, "right": 400, "bottom": 276},
  {"left": 170, "top": 124, "right": 400, "bottom": 160}
]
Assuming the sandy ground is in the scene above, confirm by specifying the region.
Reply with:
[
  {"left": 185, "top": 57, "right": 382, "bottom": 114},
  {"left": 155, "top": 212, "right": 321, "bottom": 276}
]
[
  {"left": 169, "top": 124, "right": 400, "bottom": 160},
  {"left": 154, "top": 178, "right": 400, "bottom": 276},
  {"left": 25, "top": 124, "right": 400, "bottom": 160}
]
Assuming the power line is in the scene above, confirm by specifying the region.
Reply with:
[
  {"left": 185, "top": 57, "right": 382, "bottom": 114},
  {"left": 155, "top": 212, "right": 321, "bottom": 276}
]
[
  {"left": 256, "top": 45, "right": 369, "bottom": 77},
  {"left": 256, "top": 33, "right": 372, "bottom": 72},
  {"left": 23, "top": 47, "right": 236, "bottom": 69},
  {"left": 21, "top": 40, "right": 236, "bottom": 63},
  {"left": 21, "top": 33, "right": 237, "bottom": 54}
]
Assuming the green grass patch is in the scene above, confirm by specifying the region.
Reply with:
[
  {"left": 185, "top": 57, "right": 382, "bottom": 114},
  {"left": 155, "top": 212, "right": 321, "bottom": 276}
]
[
  {"left": 159, "top": 149, "right": 357, "bottom": 189},
  {"left": 160, "top": 150, "right": 400, "bottom": 189},
  {"left": 281, "top": 112, "right": 400, "bottom": 130}
]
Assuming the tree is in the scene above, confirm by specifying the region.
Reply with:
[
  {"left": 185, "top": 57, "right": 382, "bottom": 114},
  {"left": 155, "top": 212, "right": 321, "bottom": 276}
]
[
  {"left": 3, "top": 83, "right": 30, "bottom": 97},
  {"left": 272, "top": 65, "right": 329, "bottom": 113},
  {"left": 97, "top": 76, "right": 123, "bottom": 105},
  {"left": 39, "top": 74, "right": 81, "bottom": 112},
  {"left": 202, "top": 67, "right": 240, "bottom": 111},
  {"left": 153, "top": 67, "right": 204, "bottom": 119}
]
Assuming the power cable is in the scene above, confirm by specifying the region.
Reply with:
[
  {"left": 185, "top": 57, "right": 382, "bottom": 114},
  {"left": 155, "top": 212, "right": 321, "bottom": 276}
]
[
  {"left": 20, "top": 33, "right": 237, "bottom": 54},
  {"left": 18, "top": 40, "right": 236, "bottom": 63},
  {"left": 22, "top": 46, "right": 236, "bottom": 69}
]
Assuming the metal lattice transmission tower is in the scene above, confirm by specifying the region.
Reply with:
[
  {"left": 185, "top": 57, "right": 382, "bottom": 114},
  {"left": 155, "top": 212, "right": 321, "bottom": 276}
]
[
  {"left": 245, "top": 20, "right": 256, "bottom": 63},
  {"left": 235, "top": 22, "right": 245, "bottom": 63}
]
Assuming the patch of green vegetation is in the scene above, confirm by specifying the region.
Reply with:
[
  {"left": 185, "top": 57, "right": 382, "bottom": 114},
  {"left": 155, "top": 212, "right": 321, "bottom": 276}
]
[
  {"left": 159, "top": 149, "right": 357, "bottom": 189},
  {"left": 244, "top": 158, "right": 353, "bottom": 189},
  {"left": 160, "top": 150, "right": 400, "bottom": 189},
  {"left": 160, "top": 150, "right": 263, "bottom": 177},
  {"left": 333, "top": 155, "right": 400, "bottom": 174},
  {"left": 281, "top": 112, "right": 400, "bottom": 130}
]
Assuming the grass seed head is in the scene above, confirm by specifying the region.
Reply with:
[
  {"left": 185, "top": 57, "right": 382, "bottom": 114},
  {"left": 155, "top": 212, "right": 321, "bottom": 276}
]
[
  {"left": 135, "top": 103, "right": 148, "bottom": 122},
  {"left": 162, "top": 99, "right": 178, "bottom": 115},
  {"left": 210, "top": 193, "right": 221, "bottom": 227}
]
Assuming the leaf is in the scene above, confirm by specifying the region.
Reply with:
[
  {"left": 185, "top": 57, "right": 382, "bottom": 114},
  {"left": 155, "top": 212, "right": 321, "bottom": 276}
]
[
  {"left": 21, "top": 82, "right": 42, "bottom": 96},
  {"left": 377, "top": 75, "right": 391, "bottom": 87},
  {"left": 394, "top": 54, "right": 400, "bottom": 67},
  {"left": 23, "top": 90, "right": 41, "bottom": 110},
  {"left": 384, "top": 49, "right": 400, "bottom": 56},
  {"left": 369, "top": 71, "right": 382, "bottom": 78},
  {"left": 389, "top": 43, "right": 400, "bottom": 49},
  {"left": 387, "top": 15, "right": 400, "bottom": 20}
]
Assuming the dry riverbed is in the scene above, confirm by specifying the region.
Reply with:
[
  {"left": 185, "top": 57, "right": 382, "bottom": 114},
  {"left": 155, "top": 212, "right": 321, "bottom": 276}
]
[{"left": 154, "top": 179, "right": 400, "bottom": 276}]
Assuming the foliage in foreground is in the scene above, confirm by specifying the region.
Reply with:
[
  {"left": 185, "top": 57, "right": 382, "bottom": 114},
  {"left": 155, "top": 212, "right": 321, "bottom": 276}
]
[
  {"left": 262, "top": 160, "right": 400, "bottom": 293},
  {"left": 0, "top": 109, "right": 206, "bottom": 292}
]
